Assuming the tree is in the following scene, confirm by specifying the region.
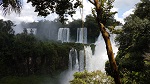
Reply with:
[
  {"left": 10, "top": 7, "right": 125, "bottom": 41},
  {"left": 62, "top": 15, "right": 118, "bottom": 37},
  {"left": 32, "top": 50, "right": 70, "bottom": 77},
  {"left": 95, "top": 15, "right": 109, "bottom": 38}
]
[
  {"left": 0, "top": 0, "right": 22, "bottom": 15},
  {"left": 84, "top": 15, "right": 99, "bottom": 43},
  {"left": 87, "top": 0, "right": 121, "bottom": 83},
  {"left": 1, "top": 0, "right": 121, "bottom": 83},
  {"left": 113, "top": 15, "right": 150, "bottom": 84},
  {"left": 134, "top": 0, "right": 150, "bottom": 20},
  {"left": 70, "top": 70, "right": 114, "bottom": 84},
  {"left": 0, "top": 19, "right": 15, "bottom": 77},
  {"left": 106, "top": 0, "right": 150, "bottom": 83},
  {"left": 67, "top": 19, "right": 82, "bottom": 41}
]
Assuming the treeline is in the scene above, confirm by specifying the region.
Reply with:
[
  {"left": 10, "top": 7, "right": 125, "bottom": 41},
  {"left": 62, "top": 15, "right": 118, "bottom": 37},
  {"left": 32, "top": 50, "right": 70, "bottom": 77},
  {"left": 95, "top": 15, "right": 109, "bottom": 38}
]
[{"left": 0, "top": 19, "right": 84, "bottom": 78}]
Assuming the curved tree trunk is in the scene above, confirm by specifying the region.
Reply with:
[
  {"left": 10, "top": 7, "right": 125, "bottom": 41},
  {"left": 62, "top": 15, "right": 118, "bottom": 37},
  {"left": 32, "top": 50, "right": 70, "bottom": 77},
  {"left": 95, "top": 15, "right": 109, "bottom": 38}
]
[
  {"left": 99, "top": 23, "right": 121, "bottom": 84},
  {"left": 93, "top": 0, "right": 121, "bottom": 84}
]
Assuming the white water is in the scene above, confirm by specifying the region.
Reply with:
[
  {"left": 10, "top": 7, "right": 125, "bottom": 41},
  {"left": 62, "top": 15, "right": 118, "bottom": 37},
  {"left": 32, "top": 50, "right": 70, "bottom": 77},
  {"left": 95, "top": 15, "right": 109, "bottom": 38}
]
[
  {"left": 69, "top": 48, "right": 79, "bottom": 70},
  {"left": 58, "top": 33, "right": 118, "bottom": 84},
  {"left": 58, "top": 48, "right": 79, "bottom": 84},
  {"left": 84, "top": 34, "right": 118, "bottom": 72},
  {"left": 58, "top": 28, "right": 70, "bottom": 42},
  {"left": 85, "top": 46, "right": 93, "bottom": 71},
  {"left": 76, "top": 28, "right": 87, "bottom": 44}
]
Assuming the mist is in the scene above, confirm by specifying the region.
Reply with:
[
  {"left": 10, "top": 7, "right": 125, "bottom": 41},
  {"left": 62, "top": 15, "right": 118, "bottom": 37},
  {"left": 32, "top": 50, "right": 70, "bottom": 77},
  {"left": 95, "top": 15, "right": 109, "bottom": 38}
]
[
  {"left": 13, "top": 23, "right": 24, "bottom": 34},
  {"left": 12, "top": 20, "right": 63, "bottom": 41}
]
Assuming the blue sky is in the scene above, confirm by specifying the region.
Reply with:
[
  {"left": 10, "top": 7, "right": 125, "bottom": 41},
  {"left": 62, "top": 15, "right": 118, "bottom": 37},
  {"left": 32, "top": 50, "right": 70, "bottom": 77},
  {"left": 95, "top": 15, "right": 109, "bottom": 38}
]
[
  {"left": 0, "top": 0, "right": 141, "bottom": 24},
  {"left": 113, "top": 0, "right": 140, "bottom": 18}
]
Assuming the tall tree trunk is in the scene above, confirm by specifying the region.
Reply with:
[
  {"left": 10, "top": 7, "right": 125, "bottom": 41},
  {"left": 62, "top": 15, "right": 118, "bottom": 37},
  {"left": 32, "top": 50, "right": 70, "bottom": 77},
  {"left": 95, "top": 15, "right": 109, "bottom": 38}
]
[
  {"left": 94, "top": 0, "right": 121, "bottom": 84},
  {"left": 99, "top": 23, "right": 121, "bottom": 84}
]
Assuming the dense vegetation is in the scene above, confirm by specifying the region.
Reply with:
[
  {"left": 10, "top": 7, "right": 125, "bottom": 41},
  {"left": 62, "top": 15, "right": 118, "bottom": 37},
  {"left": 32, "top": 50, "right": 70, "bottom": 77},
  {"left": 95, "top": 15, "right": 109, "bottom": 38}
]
[
  {"left": 70, "top": 70, "right": 114, "bottom": 84},
  {"left": 105, "top": 0, "right": 150, "bottom": 83},
  {"left": 1, "top": 0, "right": 150, "bottom": 83},
  {"left": 0, "top": 19, "right": 84, "bottom": 78}
]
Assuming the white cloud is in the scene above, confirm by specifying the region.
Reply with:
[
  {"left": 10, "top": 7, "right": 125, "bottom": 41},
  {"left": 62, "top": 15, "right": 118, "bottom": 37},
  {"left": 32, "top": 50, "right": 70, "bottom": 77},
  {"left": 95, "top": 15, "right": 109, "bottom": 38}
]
[
  {"left": 111, "top": 7, "right": 118, "bottom": 12},
  {"left": 113, "top": 0, "right": 140, "bottom": 10},
  {"left": 0, "top": 0, "right": 140, "bottom": 24},
  {"left": 122, "top": 9, "right": 134, "bottom": 18},
  {"left": 112, "top": 8, "right": 135, "bottom": 24},
  {"left": 0, "top": 0, "right": 58, "bottom": 23},
  {"left": 114, "top": 13, "right": 125, "bottom": 24}
]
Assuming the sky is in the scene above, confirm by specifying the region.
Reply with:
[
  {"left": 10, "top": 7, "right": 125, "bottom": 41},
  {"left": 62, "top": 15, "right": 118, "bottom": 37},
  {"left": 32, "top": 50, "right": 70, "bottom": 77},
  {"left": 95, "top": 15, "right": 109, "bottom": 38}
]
[{"left": 0, "top": 0, "right": 141, "bottom": 24}]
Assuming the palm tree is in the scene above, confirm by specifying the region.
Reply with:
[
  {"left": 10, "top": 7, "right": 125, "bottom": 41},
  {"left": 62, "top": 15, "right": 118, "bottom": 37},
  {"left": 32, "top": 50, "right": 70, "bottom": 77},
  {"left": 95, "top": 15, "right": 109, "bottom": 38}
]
[{"left": 0, "top": 0, "right": 22, "bottom": 15}]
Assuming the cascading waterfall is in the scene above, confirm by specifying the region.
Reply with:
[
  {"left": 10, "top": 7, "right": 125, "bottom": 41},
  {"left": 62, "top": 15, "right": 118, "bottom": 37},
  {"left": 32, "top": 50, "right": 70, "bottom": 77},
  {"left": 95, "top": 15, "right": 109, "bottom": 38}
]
[
  {"left": 76, "top": 28, "right": 87, "bottom": 44},
  {"left": 69, "top": 48, "right": 79, "bottom": 71},
  {"left": 78, "top": 46, "right": 92, "bottom": 71},
  {"left": 59, "top": 48, "right": 79, "bottom": 84},
  {"left": 72, "top": 34, "right": 118, "bottom": 72},
  {"left": 79, "top": 50, "right": 85, "bottom": 71},
  {"left": 85, "top": 34, "right": 118, "bottom": 72},
  {"left": 58, "top": 28, "right": 70, "bottom": 42},
  {"left": 68, "top": 52, "right": 72, "bottom": 70},
  {"left": 58, "top": 34, "right": 118, "bottom": 84},
  {"left": 84, "top": 46, "right": 92, "bottom": 71}
]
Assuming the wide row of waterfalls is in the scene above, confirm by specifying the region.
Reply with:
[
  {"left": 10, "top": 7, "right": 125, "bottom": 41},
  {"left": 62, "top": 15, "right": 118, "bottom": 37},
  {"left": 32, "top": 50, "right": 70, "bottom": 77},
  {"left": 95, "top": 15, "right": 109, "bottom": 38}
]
[{"left": 57, "top": 28, "right": 87, "bottom": 43}]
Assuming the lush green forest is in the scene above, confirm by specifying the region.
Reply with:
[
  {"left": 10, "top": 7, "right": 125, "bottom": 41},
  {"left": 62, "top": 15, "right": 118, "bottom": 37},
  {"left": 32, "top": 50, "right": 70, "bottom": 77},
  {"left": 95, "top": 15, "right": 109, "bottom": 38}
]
[
  {"left": 0, "top": 19, "right": 85, "bottom": 77},
  {"left": 105, "top": 0, "right": 150, "bottom": 83},
  {"left": 0, "top": 0, "right": 150, "bottom": 84}
]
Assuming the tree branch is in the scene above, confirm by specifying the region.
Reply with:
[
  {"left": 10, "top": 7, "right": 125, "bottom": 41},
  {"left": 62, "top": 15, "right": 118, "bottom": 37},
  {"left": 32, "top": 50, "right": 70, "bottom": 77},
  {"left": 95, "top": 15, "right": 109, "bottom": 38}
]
[{"left": 88, "top": 0, "right": 95, "bottom": 5}]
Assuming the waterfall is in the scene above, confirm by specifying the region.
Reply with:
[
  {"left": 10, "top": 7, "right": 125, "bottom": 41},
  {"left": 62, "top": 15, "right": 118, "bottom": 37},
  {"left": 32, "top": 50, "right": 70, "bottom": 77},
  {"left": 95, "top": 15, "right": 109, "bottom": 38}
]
[
  {"left": 59, "top": 34, "right": 118, "bottom": 84},
  {"left": 79, "top": 50, "right": 85, "bottom": 71},
  {"left": 76, "top": 28, "right": 87, "bottom": 44},
  {"left": 76, "top": 34, "right": 118, "bottom": 72},
  {"left": 69, "top": 52, "right": 72, "bottom": 70},
  {"left": 78, "top": 46, "right": 92, "bottom": 71},
  {"left": 84, "top": 46, "right": 92, "bottom": 71},
  {"left": 58, "top": 28, "right": 70, "bottom": 43},
  {"left": 69, "top": 48, "right": 79, "bottom": 70}
]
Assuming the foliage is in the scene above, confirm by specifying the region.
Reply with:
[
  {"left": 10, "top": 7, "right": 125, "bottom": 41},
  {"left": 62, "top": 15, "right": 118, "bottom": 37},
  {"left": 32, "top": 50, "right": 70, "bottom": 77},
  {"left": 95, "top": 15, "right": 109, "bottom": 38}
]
[
  {"left": 105, "top": 0, "right": 150, "bottom": 83},
  {"left": 70, "top": 70, "right": 114, "bottom": 84},
  {"left": 27, "top": 0, "right": 82, "bottom": 22},
  {"left": 0, "top": 0, "right": 82, "bottom": 22},
  {"left": 0, "top": 19, "right": 15, "bottom": 77},
  {"left": 134, "top": 0, "right": 150, "bottom": 20},
  {"left": 0, "top": 0, "right": 22, "bottom": 15},
  {"left": 91, "top": 0, "right": 119, "bottom": 27},
  {"left": 84, "top": 15, "right": 100, "bottom": 43},
  {"left": 0, "top": 19, "right": 85, "bottom": 78},
  {"left": 66, "top": 15, "right": 100, "bottom": 43},
  {"left": 1, "top": 0, "right": 120, "bottom": 83},
  {"left": 67, "top": 19, "right": 82, "bottom": 41}
]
